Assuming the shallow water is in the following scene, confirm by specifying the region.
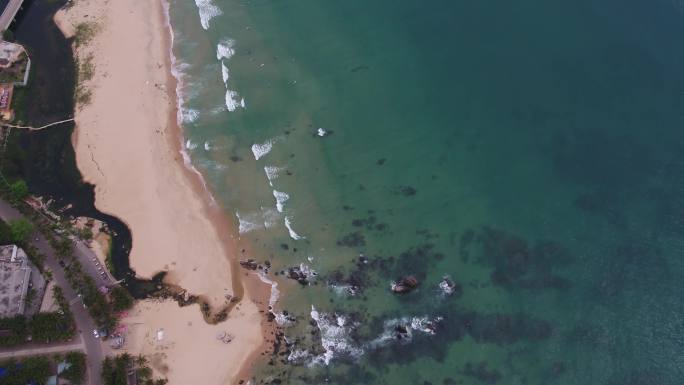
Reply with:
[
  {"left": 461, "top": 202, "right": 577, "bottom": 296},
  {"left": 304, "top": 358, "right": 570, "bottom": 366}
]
[{"left": 170, "top": 0, "right": 684, "bottom": 383}]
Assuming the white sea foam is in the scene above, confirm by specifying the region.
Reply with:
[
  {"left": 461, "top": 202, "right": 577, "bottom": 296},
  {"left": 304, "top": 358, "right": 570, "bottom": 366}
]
[
  {"left": 284, "top": 216, "right": 305, "bottom": 240},
  {"left": 264, "top": 165, "right": 283, "bottom": 186},
  {"left": 290, "top": 309, "right": 443, "bottom": 366},
  {"left": 216, "top": 39, "right": 236, "bottom": 60},
  {"left": 368, "top": 315, "right": 442, "bottom": 349},
  {"left": 225, "top": 89, "right": 243, "bottom": 112},
  {"left": 272, "top": 312, "right": 296, "bottom": 327},
  {"left": 330, "top": 283, "right": 358, "bottom": 297},
  {"left": 251, "top": 139, "right": 275, "bottom": 160},
  {"left": 161, "top": 0, "right": 217, "bottom": 207},
  {"left": 236, "top": 212, "right": 261, "bottom": 234},
  {"left": 221, "top": 61, "right": 230, "bottom": 85},
  {"left": 240, "top": 98, "right": 246, "bottom": 108},
  {"left": 309, "top": 306, "right": 364, "bottom": 366},
  {"left": 204, "top": 141, "right": 211, "bottom": 151},
  {"left": 181, "top": 108, "right": 199, "bottom": 124},
  {"left": 185, "top": 139, "right": 198, "bottom": 150},
  {"left": 257, "top": 272, "right": 280, "bottom": 309},
  {"left": 236, "top": 208, "right": 280, "bottom": 234},
  {"left": 317, "top": 128, "right": 328, "bottom": 137},
  {"left": 194, "top": 0, "right": 222, "bottom": 30},
  {"left": 273, "top": 190, "right": 290, "bottom": 213}
]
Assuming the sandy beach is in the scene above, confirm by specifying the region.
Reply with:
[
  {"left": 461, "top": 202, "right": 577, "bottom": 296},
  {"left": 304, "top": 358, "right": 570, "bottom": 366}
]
[{"left": 54, "top": 0, "right": 265, "bottom": 383}]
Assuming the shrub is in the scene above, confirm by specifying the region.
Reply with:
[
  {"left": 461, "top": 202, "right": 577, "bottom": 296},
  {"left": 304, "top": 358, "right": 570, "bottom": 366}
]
[{"left": 8, "top": 218, "right": 33, "bottom": 243}]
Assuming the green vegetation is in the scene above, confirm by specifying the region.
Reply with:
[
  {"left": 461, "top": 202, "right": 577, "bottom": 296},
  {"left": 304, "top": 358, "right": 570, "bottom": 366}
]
[
  {"left": 0, "top": 356, "right": 51, "bottom": 385},
  {"left": 102, "top": 354, "right": 168, "bottom": 385},
  {"left": 0, "top": 285, "right": 75, "bottom": 347},
  {"left": 110, "top": 285, "right": 134, "bottom": 312},
  {"left": 9, "top": 179, "right": 28, "bottom": 201},
  {"left": 0, "top": 53, "right": 29, "bottom": 84},
  {"left": 8, "top": 218, "right": 33, "bottom": 243},
  {"left": 79, "top": 226, "right": 93, "bottom": 240},
  {"left": 78, "top": 53, "right": 95, "bottom": 82},
  {"left": 2, "top": 29, "right": 14, "bottom": 42},
  {"left": 73, "top": 22, "right": 99, "bottom": 48},
  {"left": 75, "top": 84, "right": 92, "bottom": 107},
  {"left": 62, "top": 351, "right": 87, "bottom": 384}
]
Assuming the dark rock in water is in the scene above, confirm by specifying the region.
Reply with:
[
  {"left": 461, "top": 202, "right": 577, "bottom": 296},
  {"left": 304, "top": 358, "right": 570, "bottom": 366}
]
[
  {"left": 461, "top": 362, "right": 501, "bottom": 384},
  {"left": 239, "top": 259, "right": 258, "bottom": 270},
  {"left": 391, "top": 276, "right": 419, "bottom": 293},
  {"left": 394, "top": 185, "right": 417, "bottom": 196},
  {"left": 229, "top": 155, "right": 242, "bottom": 162},
  {"left": 286, "top": 265, "right": 317, "bottom": 285},
  {"left": 376, "top": 158, "right": 386, "bottom": 165},
  {"left": 394, "top": 324, "right": 410, "bottom": 339},
  {"left": 337, "top": 231, "right": 366, "bottom": 247}
]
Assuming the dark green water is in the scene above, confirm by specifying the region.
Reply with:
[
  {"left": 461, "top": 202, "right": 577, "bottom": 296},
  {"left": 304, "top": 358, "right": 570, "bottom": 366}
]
[{"left": 173, "top": 0, "right": 684, "bottom": 383}]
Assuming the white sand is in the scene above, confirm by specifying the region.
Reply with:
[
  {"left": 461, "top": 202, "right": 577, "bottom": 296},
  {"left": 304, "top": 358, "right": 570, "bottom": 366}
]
[{"left": 54, "top": 0, "right": 265, "bottom": 383}]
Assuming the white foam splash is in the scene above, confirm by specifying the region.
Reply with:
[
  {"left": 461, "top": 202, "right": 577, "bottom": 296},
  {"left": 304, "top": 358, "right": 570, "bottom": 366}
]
[
  {"left": 204, "top": 141, "right": 211, "bottom": 151},
  {"left": 221, "top": 61, "right": 230, "bottom": 85},
  {"left": 225, "top": 89, "right": 243, "bottom": 111},
  {"left": 275, "top": 313, "right": 295, "bottom": 327},
  {"left": 330, "top": 283, "right": 358, "bottom": 297},
  {"left": 284, "top": 216, "right": 304, "bottom": 240},
  {"left": 367, "top": 316, "right": 442, "bottom": 349},
  {"left": 309, "top": 306, "right": 364, "bottom": 366},
  {"left": 185, "top": 139, "right": 198, "bottom": 150},
  {"left": 161, "top": 0, "right": 217, "bottom": 207},
  {"left": 264, "top": 165, "right": 283, "bottom": 186},
  {"left": 257, "top": 272, "right": 280, "bottom": 309},
  {"left": 194, "top": 0, "right": 222, "bottom": 30},
  {"left": 240, "top": 98, "right": 246, "bottom": 108},
  {"left": 317, "top": 128, "right": 328, "bottom": 137},
  {"left": 181, "top": 108, "right": 199, "bottom": 124},
  {"left": 236, "top": 208, "right": 280, "bottom": 234},
  {"left": 216, "top": 39, "right": 236, "bottom": 60},
  {"left": 273, "top": 190, "right": 290, "bottom": 213},
  {"left": 251, "top": 139, "right": 274, "bottom": 160},
  {"left": 439, "top": 275, "right": 456, "bottom": 296}
]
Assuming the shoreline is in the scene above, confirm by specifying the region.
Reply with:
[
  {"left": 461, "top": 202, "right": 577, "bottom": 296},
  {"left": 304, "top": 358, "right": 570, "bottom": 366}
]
[{"left": 54, "top": 0, "right": 271, "bottom": 383}]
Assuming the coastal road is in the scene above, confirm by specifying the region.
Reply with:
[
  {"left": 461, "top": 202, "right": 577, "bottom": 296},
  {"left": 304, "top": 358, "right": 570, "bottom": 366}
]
[
  {"left": 0, "top": 199, "right": 104, "bottom": 385},
  {"left": 0, "top": 0, "right": 23, "bottom": 32}
]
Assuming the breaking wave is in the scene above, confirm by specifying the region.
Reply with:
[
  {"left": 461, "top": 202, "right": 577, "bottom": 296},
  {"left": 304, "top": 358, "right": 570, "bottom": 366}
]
[
  {"left": 273, "top": 190, "right": 290, "bottom": 213},
  {"left": 194, "top": 0, "right": 222, "bottom": 30},
  {"left": 236, "top": 208, "right": 280, "bottom": 234},
  {"left": 264, "top": 165, "right": 283, "bottom": 186},
  {"left": 251, "top": 139, "right": 275, "bottom": 160},
  {"left": 284, "top": 216, "right": 305, "bottom": 240},
  {"left": 216, "top": 39, "right": 236, "bottom": 60}
]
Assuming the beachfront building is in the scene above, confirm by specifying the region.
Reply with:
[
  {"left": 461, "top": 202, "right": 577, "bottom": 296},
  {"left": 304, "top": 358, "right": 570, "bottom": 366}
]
[
  {"left": 0, "top": 39, "right": 30, "bottom": 120},
  {"left": 0, "top": 244, "right": 32, "bottom": 317}
]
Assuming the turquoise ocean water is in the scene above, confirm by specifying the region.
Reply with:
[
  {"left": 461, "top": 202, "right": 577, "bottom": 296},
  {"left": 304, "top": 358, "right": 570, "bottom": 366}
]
[{"left": 168, "top": 0, "right": 684, "bottom": 384}]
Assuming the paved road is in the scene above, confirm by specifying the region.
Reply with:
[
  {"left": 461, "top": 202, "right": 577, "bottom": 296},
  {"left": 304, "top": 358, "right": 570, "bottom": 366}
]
[
  {"left": 0, "top": 0, "right": 22, "bottom": 31},
  {"left": 0, "top": 199, "right": 104, "bottom": 385}
]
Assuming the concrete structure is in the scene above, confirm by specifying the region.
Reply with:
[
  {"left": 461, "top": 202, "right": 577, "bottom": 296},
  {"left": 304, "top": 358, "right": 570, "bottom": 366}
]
[
  {"left": 0, "top": 0, "right": 24, "bottom": 32},
  {"left": 0, "top": 40, "right": 30, "bottom": 87},
  {"left": 0, "top": 244, "right": 30, "bottom": 317}
]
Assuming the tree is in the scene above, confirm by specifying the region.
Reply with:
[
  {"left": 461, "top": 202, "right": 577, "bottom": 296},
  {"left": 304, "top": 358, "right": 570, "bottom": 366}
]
[
  {"left": 8, "top": 218, "right": 33, "bottom": 243},
  {"left": 9, "top": 180, "right": 28, "bottom": 201},
  {"left": 62, "top": 352, "right": 87, "bottom": 384},
  {"left": 110, "top": 286, "right": 134, "bottom": 312}
]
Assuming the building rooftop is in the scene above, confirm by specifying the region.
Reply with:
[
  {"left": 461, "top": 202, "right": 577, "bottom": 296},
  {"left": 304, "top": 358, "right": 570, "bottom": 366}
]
[{"left": 0, "top": 245, "right": 31, "bottom": 317}]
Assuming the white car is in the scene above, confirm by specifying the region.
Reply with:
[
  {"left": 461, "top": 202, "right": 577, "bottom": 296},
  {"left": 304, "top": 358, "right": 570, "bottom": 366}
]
[{"left": 93, "top": 329, "right": 100, "bottom": 339}]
